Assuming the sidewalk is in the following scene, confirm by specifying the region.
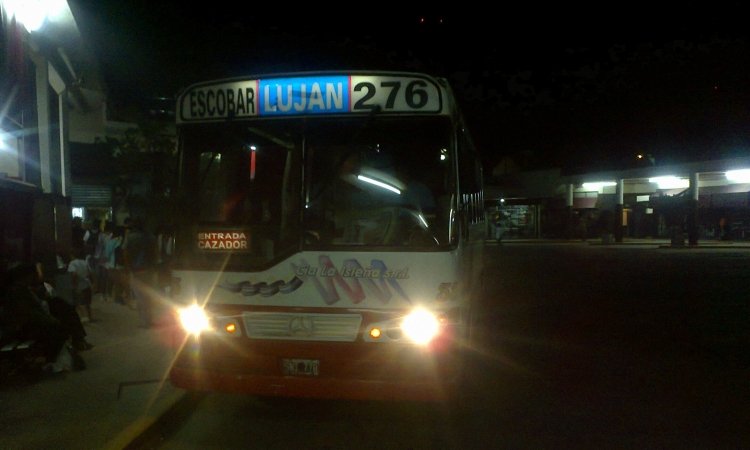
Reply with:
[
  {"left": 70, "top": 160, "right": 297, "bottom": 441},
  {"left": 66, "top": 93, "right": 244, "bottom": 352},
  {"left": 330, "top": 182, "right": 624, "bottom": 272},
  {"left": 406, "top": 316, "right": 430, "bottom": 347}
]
[{"left": 0, "top": 293, "right": 187, "bottom": 450}]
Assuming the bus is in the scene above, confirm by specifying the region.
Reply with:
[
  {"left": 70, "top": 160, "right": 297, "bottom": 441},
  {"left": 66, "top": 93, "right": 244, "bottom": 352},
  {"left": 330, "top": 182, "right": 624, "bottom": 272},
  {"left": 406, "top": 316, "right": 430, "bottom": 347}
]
[{"left": 168, "top": 71, "right": 485, "bottom": 401}]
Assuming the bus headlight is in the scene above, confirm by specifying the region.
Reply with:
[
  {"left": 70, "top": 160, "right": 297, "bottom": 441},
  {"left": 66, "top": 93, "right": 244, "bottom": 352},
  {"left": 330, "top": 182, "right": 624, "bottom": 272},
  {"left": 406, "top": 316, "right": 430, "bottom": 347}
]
[
  {"left": 178, "top": 304, "right": 211, "bottom": 336},
  {"left": 401, "top": 308, "right": 440, "bottom": 345}
]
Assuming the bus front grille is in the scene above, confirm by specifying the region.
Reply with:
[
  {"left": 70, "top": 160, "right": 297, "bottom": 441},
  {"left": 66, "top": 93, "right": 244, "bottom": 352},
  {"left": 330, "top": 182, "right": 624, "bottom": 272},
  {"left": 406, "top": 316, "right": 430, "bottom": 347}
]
[{"left": 242, "top": 312, "right": 362, "bottom": 342}]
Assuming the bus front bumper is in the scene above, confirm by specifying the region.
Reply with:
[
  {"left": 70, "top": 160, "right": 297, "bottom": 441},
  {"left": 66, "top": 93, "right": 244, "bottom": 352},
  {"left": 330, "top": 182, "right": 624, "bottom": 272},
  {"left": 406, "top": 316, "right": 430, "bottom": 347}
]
[
  {"left": 168, "top": 338, "right": 463, "bottom": 402},
  {"left": 169, "top": 367, "right": 455, "bottom": 401}
]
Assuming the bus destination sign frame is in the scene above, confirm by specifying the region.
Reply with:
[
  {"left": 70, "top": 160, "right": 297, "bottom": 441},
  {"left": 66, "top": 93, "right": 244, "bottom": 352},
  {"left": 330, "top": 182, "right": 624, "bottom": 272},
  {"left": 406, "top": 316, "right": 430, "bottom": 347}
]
[{"left": 178, "top": 74, "right": 445, "bottom": 123}]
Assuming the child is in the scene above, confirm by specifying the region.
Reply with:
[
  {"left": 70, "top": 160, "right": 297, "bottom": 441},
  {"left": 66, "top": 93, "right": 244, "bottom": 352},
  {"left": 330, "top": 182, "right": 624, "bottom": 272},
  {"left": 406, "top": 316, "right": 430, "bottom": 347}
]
[{"left": 68, "top": 248, "right": 93, "bottom": 322}]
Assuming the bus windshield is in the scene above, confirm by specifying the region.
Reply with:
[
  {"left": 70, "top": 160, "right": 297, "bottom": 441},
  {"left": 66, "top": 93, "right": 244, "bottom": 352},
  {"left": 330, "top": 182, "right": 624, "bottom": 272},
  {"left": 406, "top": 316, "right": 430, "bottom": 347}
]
[
  {"left": 177, "top": 120, "right": 302, "bottom": 270},
  {"left": 304, "top": 116, "right": 454, "bottom": 249},
  {"left": 176, "top": 115, "right": 454, "bottom": 270}
]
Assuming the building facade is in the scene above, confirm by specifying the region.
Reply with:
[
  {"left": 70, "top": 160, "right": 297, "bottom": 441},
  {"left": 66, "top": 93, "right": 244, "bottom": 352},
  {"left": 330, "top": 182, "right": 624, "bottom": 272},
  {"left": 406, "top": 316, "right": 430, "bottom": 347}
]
[
  {"left": 1, "top": 0, "right": 107, "bottom": 268},
  {"left": 487, "top": 157, "right": 750, "bottom": 243}
]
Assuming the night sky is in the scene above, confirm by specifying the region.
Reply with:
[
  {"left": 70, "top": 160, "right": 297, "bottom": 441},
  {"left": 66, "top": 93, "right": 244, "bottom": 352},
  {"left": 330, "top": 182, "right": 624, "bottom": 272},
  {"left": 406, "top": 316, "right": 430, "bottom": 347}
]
[{"left": 69, "top": 1, "right": 750, "bottom": 174}]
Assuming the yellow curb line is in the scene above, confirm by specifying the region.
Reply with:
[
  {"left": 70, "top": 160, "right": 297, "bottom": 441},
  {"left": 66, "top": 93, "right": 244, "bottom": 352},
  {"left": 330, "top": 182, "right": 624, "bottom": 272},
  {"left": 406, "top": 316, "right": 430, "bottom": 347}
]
[{"left": 103, "top": 390, "right": 186, "bottom": 450}]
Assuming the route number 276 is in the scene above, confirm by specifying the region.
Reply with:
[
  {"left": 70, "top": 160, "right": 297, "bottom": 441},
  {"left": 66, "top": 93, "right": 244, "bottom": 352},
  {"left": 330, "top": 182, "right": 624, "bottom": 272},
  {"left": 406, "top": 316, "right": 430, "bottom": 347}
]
[{"left": 352, "top": 80, "right": 430, "bottom": 111}]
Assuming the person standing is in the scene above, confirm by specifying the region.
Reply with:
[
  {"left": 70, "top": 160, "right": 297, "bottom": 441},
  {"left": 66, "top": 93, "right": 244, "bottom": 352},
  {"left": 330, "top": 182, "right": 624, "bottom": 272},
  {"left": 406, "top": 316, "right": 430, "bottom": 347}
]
[
  {"left": 104, "top": 225, "right": 126, "bottom": 304},
  {"left": 493, "top": 210, "right": 508, "bottom": 243},
  {"left": 95, "top": 222, "right": 114, "bottom": 301},
  {"left": 68, "top": 248, "right": 93, "bottom": 322},
  {"left": 71, "top": 217, "right": 85, "bottom": 251},
  {"left": 82, "top": 219, "right": 100, "bottom": 293},
  {"left": 123, "top": 218, "right": 157, "bottom": 328}
]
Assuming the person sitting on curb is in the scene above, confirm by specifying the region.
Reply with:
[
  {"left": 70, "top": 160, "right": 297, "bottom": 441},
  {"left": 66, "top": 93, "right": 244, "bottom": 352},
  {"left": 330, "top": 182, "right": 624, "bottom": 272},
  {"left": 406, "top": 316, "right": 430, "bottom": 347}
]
[
  {"left": 2, "top": 262, "right": 85, "bottom": 373},
  {"left": 33, "top": 262, "right": 93, "bottom": 352}
]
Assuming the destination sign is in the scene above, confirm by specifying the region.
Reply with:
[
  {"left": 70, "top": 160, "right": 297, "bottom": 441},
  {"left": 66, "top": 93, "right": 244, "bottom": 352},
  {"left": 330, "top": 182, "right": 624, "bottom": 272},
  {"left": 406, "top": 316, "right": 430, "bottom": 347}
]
[{"left": 178, "top": 74, "right": 444, "bottom": 122}]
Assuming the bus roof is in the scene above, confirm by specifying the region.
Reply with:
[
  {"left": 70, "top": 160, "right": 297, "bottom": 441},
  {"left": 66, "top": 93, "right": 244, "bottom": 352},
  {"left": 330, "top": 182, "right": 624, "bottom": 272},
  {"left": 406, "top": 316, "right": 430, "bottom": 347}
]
[{"left": 176, "top": 71, "right": 454, "bottom": 124}]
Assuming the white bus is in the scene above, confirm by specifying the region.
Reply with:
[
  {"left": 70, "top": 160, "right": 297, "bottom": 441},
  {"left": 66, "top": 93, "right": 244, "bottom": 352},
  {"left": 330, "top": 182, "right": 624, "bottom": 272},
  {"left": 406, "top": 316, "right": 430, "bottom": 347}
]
[{"left": 168, "top": 71, "right": 485, "bottom": 401}]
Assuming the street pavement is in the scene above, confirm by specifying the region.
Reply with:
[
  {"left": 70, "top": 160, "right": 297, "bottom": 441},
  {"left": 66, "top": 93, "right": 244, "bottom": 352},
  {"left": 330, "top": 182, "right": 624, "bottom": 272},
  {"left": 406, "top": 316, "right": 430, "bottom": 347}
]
[
  {"left": 0, "top": 293, "right": 186, "bottom": 450},
  {"left": 2, "top": 236, "right": 748, "bottom": 450},
  {"left": 495, "top": 236, "right": 750, "bottom": 248}
]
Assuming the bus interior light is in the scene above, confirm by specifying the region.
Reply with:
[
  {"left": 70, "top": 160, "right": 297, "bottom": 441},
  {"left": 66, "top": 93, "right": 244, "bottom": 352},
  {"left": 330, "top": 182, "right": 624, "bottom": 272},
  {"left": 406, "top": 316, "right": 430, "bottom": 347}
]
[
  {"left": 249, "top": 146, "right": 256, "bottom": 180},
  {"left": 357, "top": 174, "right": 401, "bottom": 194}
]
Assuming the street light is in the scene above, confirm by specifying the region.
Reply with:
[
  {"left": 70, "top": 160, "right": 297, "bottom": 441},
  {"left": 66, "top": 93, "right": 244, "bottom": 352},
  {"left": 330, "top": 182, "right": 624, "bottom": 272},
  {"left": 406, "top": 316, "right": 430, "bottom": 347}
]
[
  {"left": 649, "top": 176, "right": 689, "bottom": 190},
  {"left": 726, "top": 169, "right": 750, "bottom": 183},
  {"left": 0, "top": 129, "right": 9, "bottom": 151},
  {"left": 1, "top": 0, "right": 67, "bottom": 32},
  {"left": 582, "top": 181, "right": 616, "bottom": 191}
]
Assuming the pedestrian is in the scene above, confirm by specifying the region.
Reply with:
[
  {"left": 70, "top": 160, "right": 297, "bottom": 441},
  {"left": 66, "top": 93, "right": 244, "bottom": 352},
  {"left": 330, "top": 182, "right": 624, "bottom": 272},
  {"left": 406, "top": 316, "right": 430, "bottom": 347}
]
[
  {"left": 579, "top": 211, "right": 589, "bottom": 241},
  {"left": 71, "top": 217, "right": 85, "bottom": 251},
  {"left": 96, "top": 222, "right": 114, "bottom": 301},
  {"left": 493, "top": 210, "right": 507, "bottom": 243},
  {"left": 719, "top": 216, "right": 729, "bottom": 240},
  {"left": 105, "top": 225, "right": 126, "bottom": 304},
  {"left": 34, "top": 262, "right": 94, "bottom": 352},
  {"left": 68, "top": 247, "right": 93, "bottom": 322},
  {"left": 82, "top": 219, "right": 100, "bottom": 292},
  {"left": 123, "top": 217, "right": 157, "bottom": 328},
  {"left": 2, "top": 262, "right": 85, "bottom": 373}
]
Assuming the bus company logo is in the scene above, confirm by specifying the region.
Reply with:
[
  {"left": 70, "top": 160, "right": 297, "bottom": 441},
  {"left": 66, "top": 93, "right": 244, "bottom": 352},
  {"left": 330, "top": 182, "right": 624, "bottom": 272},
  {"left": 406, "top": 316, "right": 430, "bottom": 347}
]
[
  {"left": 291, "top": 255, "right": 410, "bottom": 305},
  {"left": 220, "top": 276, "right": 303, "bottom": 297}
]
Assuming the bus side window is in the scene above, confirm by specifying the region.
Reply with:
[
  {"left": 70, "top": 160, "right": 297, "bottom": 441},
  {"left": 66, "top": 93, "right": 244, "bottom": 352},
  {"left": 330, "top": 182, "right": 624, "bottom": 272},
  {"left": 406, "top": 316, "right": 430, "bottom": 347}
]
[
  {"left": 458, "top": 129, "right": 479, "bottom": 194},
  {"left": 458, "top": 127, "right": 484, "bottom": 224}
]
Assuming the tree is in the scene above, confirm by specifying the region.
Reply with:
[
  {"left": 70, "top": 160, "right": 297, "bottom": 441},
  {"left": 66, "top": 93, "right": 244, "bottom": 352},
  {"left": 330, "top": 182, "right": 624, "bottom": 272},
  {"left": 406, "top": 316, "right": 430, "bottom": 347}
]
[{"left": 109, "top": 116, "right": 176, "bottom": 229}]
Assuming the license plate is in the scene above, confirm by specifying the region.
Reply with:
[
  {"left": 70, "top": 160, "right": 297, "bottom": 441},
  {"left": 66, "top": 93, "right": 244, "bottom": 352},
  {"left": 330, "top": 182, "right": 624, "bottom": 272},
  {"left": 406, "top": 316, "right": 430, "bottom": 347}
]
[{"left": 281, "top": 358, "right": 320, "bottom": 376}]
